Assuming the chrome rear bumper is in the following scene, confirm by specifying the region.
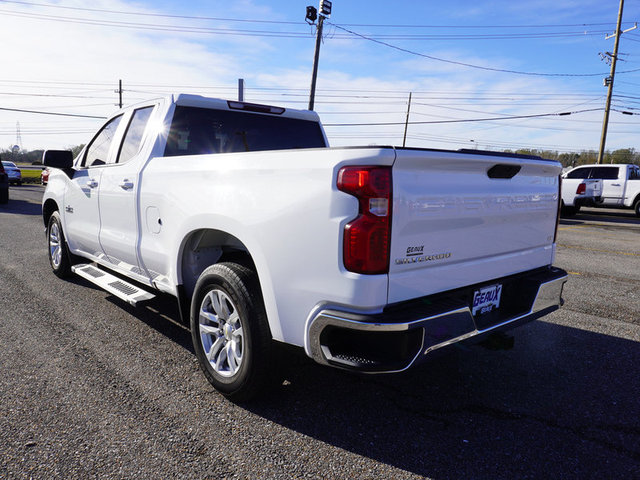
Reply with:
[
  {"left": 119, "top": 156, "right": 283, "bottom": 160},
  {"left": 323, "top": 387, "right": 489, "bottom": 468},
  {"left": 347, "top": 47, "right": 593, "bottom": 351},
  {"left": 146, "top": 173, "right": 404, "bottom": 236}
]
[{"left": 307, "top": 267, "right": 568, "bottom": 372}]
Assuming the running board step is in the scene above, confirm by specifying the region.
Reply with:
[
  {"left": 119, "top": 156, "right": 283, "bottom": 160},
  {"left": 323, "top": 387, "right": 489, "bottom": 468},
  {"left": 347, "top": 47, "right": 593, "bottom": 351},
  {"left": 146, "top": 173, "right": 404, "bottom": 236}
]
[{"left": 72, "top": 264, "right": 155, "bottom": 306}]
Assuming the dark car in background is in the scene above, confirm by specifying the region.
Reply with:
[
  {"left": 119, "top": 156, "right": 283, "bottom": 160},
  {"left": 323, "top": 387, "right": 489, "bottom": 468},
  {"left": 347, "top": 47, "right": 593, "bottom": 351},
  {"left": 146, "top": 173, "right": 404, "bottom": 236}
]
[
  {"left": 0, "top": 161, "right": 8, "bottom": 203},
  {"left": 2, "top": 160, "right": 22, "bottom": 186}
]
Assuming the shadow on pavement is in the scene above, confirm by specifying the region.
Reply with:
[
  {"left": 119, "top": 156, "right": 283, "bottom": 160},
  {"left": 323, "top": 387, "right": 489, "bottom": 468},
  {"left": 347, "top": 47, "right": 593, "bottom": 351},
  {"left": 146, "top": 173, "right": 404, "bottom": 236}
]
[
  {"left": 0, "top": 196, "right": 42, "bottom": 216},
  {"left": 244, "top": 321, "right": 640, "bottom": 479},
  {"left": 561, "top": 207, "right": 640, "bottom": 226},
  {"left": 74, "top": 274, "right": 640, "bottom": 478}
]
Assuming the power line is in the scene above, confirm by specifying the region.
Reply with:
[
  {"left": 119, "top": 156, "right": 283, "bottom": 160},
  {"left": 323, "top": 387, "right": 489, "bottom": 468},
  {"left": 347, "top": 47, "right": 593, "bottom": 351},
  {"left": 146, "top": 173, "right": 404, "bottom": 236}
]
[
  {"left": 0, "top": 0, "right": 303, "bottom": 24},
  {"left": 327, "top": 21, "right": 640, "bottom": 77},
  {"left": 4, "top": 1, "right": 630, "bottom": 31},
  {"left": 0, "top": 5, "right": 625, "bottom": 42},
  {"left": 0, "top": 106, "right": 106, "bottom": 119},
  {"left": 0, "top": 9, "right": 314, "bottom": 37},
  {"left": 323, "top": 108, "right": 602, "bottom": 126}
]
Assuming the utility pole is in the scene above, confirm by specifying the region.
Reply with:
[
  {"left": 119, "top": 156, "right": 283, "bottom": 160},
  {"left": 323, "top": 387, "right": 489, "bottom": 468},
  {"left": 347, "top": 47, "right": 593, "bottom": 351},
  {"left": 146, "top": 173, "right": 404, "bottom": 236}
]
[
  {"left": 116, "top": 79, "right": 123, "bottom": 109},
  {"left": 597, "top": 0, "right": 636, "bottom": 164},
  {"left": 402, "top": 92, "right": 412, "bottom": 147},
  {"left": 238, "top": 78, "right": 245, "bottom": 102},
  {"left": 307, "top": 1, "right": 332, "bottom": 110}
]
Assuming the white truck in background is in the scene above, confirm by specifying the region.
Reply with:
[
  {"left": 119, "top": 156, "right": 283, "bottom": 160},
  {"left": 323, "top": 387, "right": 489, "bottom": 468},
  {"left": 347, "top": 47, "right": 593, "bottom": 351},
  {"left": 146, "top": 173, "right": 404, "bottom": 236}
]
[
  {"left": 42, "top": 94, "right": 568, "bottom": 400},
  {"left": 563, "top": 164, "right": 640, "bottom": 216},
  {"left": 560, "top": 177, "right": 603, "bottom": 216}
]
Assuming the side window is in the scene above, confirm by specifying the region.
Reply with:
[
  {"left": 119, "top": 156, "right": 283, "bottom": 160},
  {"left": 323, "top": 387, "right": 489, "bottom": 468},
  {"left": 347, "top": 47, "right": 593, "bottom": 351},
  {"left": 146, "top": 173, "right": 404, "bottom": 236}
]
[
  {"left": 117, "top": 106, "right": 154, "bottom": 164},
  {"left": 566, "top": 168, "right": 591, "bottom": 179},
  {"left": 590, "top": 167, "right": 619, "bottom": 180},
  {"left": 628, "top": 167, "right": 639, "bottom": 180},
  {"left": 83, "top": 115, "right": 123, "bottom": 167}
]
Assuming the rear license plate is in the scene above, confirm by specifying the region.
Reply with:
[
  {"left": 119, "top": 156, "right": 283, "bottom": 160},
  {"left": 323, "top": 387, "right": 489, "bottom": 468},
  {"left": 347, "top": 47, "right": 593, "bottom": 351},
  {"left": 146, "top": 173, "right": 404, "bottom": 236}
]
[{"left": 472, "top": 284, "right": 502, "bottom": 315}]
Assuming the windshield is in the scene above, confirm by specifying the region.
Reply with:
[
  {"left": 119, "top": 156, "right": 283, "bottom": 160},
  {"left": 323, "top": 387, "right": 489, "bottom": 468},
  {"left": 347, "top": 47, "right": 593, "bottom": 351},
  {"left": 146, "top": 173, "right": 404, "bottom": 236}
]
[
  {"left": 164, "top": 106, "right": 326, "bottom": 157},
  {"left": 2, "top": 161, "right": 16, "bottom": 168}
]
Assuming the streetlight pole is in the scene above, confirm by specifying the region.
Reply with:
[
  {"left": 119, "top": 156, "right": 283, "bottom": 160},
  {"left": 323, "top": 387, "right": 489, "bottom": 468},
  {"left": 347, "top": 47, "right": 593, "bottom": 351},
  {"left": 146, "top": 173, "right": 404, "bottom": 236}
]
[{"left": 307, "top": 1, "right": 332, "bottom": 111}]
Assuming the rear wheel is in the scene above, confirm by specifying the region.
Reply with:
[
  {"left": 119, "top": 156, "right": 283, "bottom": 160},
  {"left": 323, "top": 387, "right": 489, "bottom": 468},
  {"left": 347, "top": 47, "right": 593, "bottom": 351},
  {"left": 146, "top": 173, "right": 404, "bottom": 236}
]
[
  {"left": 560, "top": 202, "right": 578, "bottom": 217},
  {"left": 47, "top": 211, "right": 73, "bottom": 278},
  {"left": 190, "top": 262, "right": 274, "bottom": 402},
  {"left": 634, "top": 199, "right": 640, "bottom": 218},
  {"left": 0, "top": 187, "right": 7, "bottom": 204}
]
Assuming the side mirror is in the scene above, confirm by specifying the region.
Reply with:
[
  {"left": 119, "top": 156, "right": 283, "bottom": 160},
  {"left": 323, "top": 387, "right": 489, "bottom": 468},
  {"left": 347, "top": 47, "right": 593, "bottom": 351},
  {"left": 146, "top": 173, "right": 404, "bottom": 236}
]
[{"left": 43, "top": 150, "right": 73, "bottom": 169}]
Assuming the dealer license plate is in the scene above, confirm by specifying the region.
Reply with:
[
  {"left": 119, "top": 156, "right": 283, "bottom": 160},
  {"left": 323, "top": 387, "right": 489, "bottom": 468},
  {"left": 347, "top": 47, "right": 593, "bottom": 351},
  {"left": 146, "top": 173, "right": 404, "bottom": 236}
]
[{"left": 472, "top": 283, "right": 502, "bottom": 316}]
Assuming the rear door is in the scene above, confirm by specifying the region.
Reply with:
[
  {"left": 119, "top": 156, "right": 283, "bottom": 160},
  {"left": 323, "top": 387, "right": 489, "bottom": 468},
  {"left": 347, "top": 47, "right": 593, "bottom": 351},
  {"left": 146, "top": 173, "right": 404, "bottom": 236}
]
[
  {"left": 98, "top": 105, "right": 156, "bottom": 280},
  {"left": 388, "top": 150, "right": 561, "bottom": 304}
]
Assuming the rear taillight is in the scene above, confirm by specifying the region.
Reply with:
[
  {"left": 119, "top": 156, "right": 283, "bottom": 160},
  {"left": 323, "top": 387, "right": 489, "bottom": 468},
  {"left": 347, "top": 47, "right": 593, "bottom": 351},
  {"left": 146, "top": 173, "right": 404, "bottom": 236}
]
[
  {"left": 337, "top": 166, "right": 392, "bottom": 274},
  {"left": 576, "top": 183, "right": 586, "bottom": 195}
]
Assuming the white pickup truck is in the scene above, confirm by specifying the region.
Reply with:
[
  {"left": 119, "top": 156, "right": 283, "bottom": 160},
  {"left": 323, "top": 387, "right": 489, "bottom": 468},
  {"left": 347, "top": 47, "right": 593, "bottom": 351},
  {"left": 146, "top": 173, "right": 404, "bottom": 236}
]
[
  {"left": 563, "top": 163, "right": 640, "bottom": 216},
  {"left": 42, "top": 94, "right": 567, "bottom": 400},
  {"left": 560, "top": 177, "right": 603, "bottom": 216}
]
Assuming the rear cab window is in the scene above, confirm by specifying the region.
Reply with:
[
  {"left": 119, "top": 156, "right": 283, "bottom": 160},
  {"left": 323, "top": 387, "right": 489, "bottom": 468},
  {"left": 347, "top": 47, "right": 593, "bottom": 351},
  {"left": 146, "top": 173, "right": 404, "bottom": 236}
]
[
  {"left": 589, "top": 167, "right": 620, "bottom": 180},
  {"left": 163, "top": 106, "right": 326, "bottom": 157}
]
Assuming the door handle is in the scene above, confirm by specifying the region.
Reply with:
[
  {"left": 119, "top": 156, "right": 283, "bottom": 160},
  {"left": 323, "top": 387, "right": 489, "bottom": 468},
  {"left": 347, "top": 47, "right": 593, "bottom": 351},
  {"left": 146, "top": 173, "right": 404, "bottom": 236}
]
[
  {"left": 119, "top": 180, "right": 134, "bottom": 190},
  {"left": 611, "top": 183, "right": 621, "bottom": 186},
  {"left": 87, "top": 179, "right": 99, "bottom": 188}
]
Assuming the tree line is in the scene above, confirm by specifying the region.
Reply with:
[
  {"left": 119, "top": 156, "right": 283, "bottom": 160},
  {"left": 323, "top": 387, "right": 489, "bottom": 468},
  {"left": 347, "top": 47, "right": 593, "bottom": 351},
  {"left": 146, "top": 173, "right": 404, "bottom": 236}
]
[
  {"left": 1, "top": 145, "right": 85, "bottom": 165},
  {"left": 505, "top": 148, "right": 639, "bottom": 168}
]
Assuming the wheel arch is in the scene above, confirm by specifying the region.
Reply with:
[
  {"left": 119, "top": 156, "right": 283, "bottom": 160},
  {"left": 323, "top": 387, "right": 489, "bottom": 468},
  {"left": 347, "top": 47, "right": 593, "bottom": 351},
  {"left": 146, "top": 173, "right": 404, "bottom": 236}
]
[
  {"left": 632, "top": 193, "right": 640, "bottom": 216},
  {"left": 42, "top": 198, "right": 59, "bottom": 228},
  {"left": 178, "top": 228, "right": 257, "bottom": 297}
]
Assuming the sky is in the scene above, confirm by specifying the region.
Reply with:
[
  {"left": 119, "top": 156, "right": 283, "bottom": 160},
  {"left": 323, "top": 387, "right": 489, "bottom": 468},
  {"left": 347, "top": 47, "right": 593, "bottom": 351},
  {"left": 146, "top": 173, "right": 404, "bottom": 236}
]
[{"left": 1, "top": 0, "right": 639, "bottom": 154}]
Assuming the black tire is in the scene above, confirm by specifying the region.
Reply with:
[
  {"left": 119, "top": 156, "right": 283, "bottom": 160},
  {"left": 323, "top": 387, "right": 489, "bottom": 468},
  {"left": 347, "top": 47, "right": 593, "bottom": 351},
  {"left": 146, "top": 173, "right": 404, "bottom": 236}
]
[
  {"left": 634, "top": 199, "right": 640, "bottom": 218},
  {"left": 47, "top": 211, "right": 73, "bottom": 278},
  {"left": 560, "top": 202, "right": 577, "bottom": 217},
  {"left": 0, "top": 188, "right": 7, "bottom": 204},
  {"left": 190, "top": 262, "right": 274, "bottom": 402},
  {"left": 17, "top": 181, "right": 22, "bottom": 186}
]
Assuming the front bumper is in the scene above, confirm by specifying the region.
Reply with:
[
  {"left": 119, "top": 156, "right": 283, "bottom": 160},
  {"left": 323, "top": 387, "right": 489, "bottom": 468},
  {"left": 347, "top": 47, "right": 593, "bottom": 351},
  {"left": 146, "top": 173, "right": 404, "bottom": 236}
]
[{"left": 308, "top": 266, "right": 568, "bottom": 372}]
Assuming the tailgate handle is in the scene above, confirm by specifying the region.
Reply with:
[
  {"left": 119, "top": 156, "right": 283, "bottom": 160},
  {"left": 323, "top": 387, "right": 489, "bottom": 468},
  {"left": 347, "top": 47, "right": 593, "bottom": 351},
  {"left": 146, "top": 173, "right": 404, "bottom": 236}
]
[{"left": 487, "top": 164, "right": 521, "bottom": 179}]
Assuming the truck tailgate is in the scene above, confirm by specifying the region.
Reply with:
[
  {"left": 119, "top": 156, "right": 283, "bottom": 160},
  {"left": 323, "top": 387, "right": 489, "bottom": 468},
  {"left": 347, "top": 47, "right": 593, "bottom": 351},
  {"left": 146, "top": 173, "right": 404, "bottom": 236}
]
[
  {"left": 388, "top": 149, "right": 561, "bottom": 304},
  {"left": 585, "top": 178, "right": 603, "bottom": 198}
]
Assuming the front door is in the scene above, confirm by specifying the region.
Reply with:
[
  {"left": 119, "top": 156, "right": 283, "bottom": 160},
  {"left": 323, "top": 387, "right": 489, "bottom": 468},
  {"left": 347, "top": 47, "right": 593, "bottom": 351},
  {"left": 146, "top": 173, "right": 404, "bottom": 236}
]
[{"left": 63, "top": 114, "right": 124, "bottom": 259}]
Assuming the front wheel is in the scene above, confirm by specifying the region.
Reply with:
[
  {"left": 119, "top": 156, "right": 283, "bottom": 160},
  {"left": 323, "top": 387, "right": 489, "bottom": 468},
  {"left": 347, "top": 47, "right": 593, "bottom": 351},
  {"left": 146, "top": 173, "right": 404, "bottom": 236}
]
[
  {"left": 190, "top": 262, "right": 274, "bottom": 402},
  {"left": 47, "top": 211, "right": 73, "bottom": 278}
]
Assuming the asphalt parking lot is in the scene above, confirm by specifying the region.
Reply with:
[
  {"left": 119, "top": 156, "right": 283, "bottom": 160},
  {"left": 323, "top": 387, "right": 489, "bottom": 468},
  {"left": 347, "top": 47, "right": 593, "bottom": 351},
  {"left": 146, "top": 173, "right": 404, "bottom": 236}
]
[{"left": 1, "top": 185, "right": 639, "bottom": 479}]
